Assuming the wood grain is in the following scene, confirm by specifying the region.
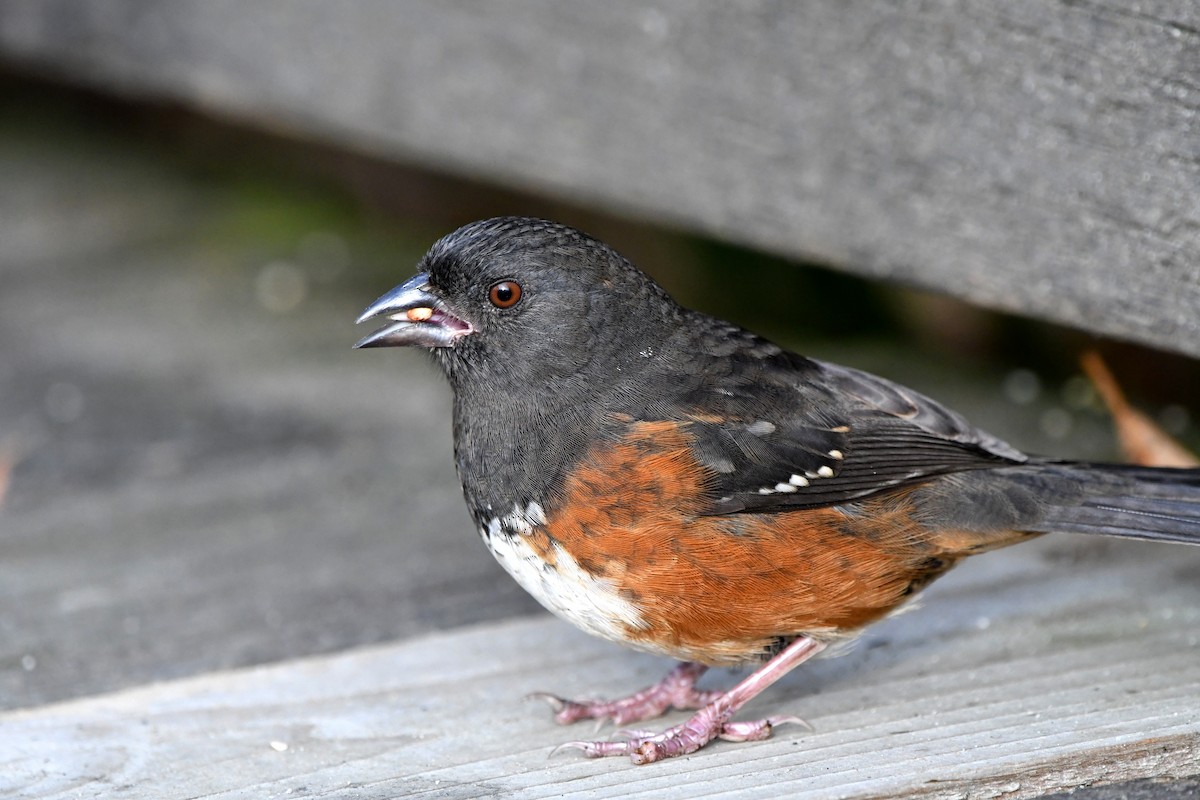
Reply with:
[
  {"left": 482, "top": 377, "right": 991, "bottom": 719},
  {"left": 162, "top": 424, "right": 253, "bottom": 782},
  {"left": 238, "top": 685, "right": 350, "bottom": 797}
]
[
  {"left": 5, "top": 537, "right": 1200, "bottom": 798},
  {"left": 0, "top": 1, "right": 1197, "bottom": 355}
]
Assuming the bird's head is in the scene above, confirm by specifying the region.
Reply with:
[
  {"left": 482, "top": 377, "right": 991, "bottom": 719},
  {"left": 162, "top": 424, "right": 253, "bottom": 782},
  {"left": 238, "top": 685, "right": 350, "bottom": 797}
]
[{"left": 355, "top": 217, "right": 681, "bottom": 394}]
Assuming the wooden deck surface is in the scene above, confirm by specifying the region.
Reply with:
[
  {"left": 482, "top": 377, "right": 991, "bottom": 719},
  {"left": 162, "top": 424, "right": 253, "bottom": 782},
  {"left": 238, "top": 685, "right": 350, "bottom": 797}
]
[{"left": 8, "top": 537, "right": 1200, "bottom": 799}]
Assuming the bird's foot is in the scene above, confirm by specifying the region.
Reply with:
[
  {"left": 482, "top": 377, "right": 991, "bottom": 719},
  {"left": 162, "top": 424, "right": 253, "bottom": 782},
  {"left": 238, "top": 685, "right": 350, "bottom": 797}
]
[
  {"left": 552, "top": 705, "right": 809, "bottom": 764},
  {"left": 542, "top": 637, "right": 826, "bottom": 764},
  {"left": 530, "top": 661, "right": 719, "bottom": 726}
]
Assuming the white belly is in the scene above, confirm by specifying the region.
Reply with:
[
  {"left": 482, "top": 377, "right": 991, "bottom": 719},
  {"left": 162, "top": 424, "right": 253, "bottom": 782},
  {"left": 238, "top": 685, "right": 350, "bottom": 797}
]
[{"left": 482, "top": 502, "right": 648, "bottom": 646}]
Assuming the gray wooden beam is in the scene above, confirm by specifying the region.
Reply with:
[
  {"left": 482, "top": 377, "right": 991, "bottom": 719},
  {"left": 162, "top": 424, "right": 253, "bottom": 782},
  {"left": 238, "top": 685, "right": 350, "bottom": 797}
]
[{"left": 2, "top": 0, "right": 1198, "bottom": 356}]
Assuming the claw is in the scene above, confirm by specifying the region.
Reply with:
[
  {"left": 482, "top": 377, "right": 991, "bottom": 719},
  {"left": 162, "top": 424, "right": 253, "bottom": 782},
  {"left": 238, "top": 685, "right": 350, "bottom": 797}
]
[
  {"left": 526, "top": 692, "right": 602, "bottom": 726},
  {"left": 771, "top": 714, "right": 814, "bottom": 732},
  {"left": 723, "top": 715, "right": 813, "bottom": 742},
  {"left": 525, "top": 691, "right": 565, "bottom": 712},
  {"left": 547, "top": 741, "right": 578, "bottom": 759}
]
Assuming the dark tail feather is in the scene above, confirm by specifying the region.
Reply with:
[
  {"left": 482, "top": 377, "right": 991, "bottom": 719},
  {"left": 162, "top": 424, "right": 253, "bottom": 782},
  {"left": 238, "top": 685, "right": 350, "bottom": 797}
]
[{"left": 1023, "top": 463, "right": 1200, "bottom": 545}]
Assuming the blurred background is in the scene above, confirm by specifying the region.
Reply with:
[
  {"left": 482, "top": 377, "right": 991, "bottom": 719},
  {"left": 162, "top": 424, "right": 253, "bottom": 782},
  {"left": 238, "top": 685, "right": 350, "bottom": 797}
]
[{"left": 1, "top": 1, "right": 1197, "bottom": 719}]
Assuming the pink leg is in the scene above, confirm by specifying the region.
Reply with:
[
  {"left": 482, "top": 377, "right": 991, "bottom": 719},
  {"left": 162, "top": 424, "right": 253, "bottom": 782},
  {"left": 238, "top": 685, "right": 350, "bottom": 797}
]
[
  {"left": 531, "top": 661, "right": 722, "bottom": 726},
  {"left": 555, "top": 636, "right": 827, "bottom": 765}
]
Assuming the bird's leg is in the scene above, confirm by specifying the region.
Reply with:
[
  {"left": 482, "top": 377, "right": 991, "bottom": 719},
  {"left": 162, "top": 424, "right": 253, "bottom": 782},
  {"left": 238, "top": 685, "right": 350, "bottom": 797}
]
[
  {"left": 554, "top": 636, "right": 826, "bottom": 764},
  {"left": 531, "top": 661, "right": 721, "bottom": 726}
]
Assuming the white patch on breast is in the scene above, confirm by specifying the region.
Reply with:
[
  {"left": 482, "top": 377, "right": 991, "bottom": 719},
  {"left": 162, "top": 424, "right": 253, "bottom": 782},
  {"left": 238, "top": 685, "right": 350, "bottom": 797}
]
[{"left": 482, "top": 503, "right": 647, "bottom": 645}]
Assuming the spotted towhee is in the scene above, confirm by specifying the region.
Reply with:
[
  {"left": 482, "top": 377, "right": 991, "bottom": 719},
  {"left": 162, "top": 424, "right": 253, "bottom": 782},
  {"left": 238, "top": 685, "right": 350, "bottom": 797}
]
[{"left": 356, "top": 217, "right": 1200, "bottom": 764}]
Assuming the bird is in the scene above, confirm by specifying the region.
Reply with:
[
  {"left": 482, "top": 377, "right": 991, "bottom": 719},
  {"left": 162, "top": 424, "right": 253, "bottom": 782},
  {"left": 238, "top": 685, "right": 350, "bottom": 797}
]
[{"left": 354, "top": 216, "right": 1200, "bottom": 764}]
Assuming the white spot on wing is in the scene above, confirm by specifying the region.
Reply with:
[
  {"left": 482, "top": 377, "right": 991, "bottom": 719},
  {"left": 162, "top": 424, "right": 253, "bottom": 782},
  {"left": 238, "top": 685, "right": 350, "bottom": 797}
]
[
  {"left": 774, "top": 482, "right": 797, "bottom": 493},
  {"left": 817, "top": 465, "right": 835, "bottom": 478},
  {"left": 747, "top": 420, "right": 776, "bottom": 436},
  {"left": 828, "top": 449, "right": 844, "bottom": 460},
  {"left": 789, "top": 474, "right": 810, "bottom": 487}
]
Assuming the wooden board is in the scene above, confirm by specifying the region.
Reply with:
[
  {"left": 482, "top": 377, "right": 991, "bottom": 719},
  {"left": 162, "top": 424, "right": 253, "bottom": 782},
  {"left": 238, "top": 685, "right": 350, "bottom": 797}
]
[
  {"left": 6, "top": 537, "right": 1200, "bottom": 799},
  {"left": 1, "top": 1, "right": 1198, "bottom": 357}
]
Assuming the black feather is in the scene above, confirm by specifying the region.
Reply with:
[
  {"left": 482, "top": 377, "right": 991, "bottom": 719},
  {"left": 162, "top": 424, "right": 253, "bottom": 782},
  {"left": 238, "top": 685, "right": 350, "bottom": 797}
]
[{"left": 1020, "top": 464, "right": 1200, "bottom": 544}]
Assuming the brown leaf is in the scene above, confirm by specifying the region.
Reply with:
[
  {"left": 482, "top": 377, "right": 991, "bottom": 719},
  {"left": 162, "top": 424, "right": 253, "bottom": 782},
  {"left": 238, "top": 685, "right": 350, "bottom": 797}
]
[
  {"left": 0, "top": 446, "right": 14, "bottom": 510},
  {"left": 1081, "top": 350, "right": 1198, "bottom": 468}
]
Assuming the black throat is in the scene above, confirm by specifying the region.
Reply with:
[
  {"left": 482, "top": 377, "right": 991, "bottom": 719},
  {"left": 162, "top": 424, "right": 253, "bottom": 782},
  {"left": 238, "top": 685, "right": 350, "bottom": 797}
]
[{"left": 441, "top": 313, "right": 682, "bottom": 524}]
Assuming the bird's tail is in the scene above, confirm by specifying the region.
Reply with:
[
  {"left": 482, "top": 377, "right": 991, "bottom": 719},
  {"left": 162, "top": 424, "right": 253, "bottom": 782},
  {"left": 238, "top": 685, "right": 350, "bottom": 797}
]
[{"left": 1018, "top": 463, "right": 1200, "bottom": 544}]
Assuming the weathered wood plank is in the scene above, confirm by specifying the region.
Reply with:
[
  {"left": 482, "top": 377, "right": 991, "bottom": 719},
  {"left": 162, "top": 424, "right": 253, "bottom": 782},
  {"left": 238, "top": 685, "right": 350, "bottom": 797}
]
[
  {"left": 5, "top": 537, "right": 1200, "bottom": 799},
  {"left": 1, "top": 0, "right": 1198, "bottom": 356}
]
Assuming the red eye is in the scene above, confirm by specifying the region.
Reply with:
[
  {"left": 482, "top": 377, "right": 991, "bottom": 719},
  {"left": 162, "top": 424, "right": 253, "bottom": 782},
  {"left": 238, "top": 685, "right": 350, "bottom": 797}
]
[{"left": 489, "top": 280, "right": 522, "bottom": 308}]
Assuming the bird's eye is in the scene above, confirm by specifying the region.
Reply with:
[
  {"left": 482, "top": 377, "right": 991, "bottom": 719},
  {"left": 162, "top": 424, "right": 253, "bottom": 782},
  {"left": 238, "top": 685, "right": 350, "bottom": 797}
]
[{"left": 488, "top": 280, "right": 523, "bottom": 309}]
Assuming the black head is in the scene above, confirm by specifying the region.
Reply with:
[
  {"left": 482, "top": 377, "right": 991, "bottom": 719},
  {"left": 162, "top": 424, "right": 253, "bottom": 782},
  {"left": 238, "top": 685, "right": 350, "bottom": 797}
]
[{"left": 355, "top": 217, "right": 682, "bottom": 394}]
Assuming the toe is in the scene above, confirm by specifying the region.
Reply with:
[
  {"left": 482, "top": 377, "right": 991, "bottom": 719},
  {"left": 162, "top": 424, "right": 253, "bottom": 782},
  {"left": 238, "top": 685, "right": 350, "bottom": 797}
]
[{"left": 549, "top": 738, "right": 632, "bottom": 759}]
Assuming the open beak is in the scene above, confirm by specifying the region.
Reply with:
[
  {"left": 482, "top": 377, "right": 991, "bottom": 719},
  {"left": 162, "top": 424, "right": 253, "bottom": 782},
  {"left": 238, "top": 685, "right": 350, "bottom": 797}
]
[{"left": 353, "top": 272, "right": 474, "bottom": 349}]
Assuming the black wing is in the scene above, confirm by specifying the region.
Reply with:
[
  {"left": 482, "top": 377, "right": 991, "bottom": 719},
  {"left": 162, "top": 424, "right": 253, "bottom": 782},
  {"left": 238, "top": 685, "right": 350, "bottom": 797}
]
[{"left": 652, "top": 327, "right": 1027, "bottom": 513}]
